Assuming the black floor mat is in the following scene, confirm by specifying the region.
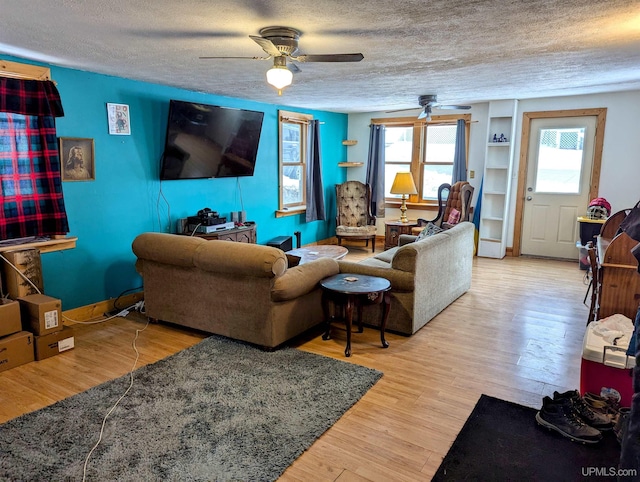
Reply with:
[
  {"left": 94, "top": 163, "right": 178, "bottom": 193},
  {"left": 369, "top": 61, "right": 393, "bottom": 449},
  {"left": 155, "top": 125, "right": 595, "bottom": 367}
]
[{"left": 432, "top": 394, "right": 624, "bottom": 481}]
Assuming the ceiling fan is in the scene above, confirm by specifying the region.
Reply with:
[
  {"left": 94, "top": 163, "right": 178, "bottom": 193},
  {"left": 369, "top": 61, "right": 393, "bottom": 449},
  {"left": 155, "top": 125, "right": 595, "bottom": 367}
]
[
  {"left": 199, "top": 26, "right": 364, "bottom": 95},
  {"left": 389, "top": 95, "right": 471, "bottom": 120}
]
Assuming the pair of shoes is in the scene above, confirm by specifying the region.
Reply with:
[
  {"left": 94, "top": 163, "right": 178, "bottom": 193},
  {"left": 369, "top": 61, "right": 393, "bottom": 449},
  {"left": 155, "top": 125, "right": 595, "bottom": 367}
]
[
  {"left": 536, "top": 396, "right": 603, "bottom": 444},
  {"left": 614, "top": 407, "right": 631, "bottom": 444},
  {"left": 583, "top": 391, "right": 621, "bottom": 420},
  {"left": 554, "top": 390, "right": 614, "bottom": 431}
]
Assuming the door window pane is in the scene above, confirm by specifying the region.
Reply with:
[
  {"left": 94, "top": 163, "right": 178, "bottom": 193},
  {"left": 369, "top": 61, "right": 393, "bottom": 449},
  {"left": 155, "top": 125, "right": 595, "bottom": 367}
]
[{"left": 535, "top": 128, "right": 585, "bottom": 193}]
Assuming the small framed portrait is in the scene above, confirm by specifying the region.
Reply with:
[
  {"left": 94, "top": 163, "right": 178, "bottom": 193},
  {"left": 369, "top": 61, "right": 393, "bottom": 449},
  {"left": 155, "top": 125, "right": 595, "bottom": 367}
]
[
  {"left": 107, "top": 103, "right": 131, "bottom": 135},
  {"left": 59, "top": 137, "right": 95, "bottom": 182}
]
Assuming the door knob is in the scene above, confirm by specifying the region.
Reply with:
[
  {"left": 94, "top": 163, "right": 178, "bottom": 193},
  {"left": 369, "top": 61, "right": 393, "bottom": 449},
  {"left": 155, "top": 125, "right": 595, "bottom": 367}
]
[{"left": 526, "top": 196, "right": 532, "bottom": 201}]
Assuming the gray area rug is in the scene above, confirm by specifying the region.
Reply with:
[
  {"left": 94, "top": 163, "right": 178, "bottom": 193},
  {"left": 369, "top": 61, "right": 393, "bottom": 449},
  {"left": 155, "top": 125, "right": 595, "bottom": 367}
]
[{"left": 0, "top": 335, "right": 382, "bottom": 481}]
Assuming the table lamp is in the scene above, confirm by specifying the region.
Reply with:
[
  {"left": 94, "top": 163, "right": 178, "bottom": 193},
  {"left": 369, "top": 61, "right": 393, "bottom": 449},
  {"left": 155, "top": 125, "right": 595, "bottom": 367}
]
[{"left": 390, "top": 172, "right": 418, "bottom": 223}]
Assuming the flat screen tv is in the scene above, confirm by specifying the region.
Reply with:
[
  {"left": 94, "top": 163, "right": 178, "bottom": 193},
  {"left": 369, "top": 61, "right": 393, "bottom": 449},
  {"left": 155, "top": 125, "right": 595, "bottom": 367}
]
[{"left": 160, "top": 100, "right": 264, "bottom": 180}]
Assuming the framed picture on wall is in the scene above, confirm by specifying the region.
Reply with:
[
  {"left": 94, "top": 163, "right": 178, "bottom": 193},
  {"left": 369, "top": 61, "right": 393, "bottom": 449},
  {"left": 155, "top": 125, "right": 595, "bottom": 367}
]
[
  {"left": 106, "top": 102, "right": 131, "bottom": 135},
  {"left": 59, "top": 137, "right": 95, "bottom": 181}
]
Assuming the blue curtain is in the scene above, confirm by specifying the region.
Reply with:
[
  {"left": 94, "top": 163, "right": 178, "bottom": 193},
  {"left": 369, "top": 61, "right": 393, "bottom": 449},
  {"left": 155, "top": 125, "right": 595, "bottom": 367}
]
[
  {"left": 452, "top": 118, "right": 467, "bottom": 183},
  {"left": 305, "top": 120, "right": 325, "bottom": 222},
  {"left": 366, "top": 124, "right": 385, "bottom": 217}
]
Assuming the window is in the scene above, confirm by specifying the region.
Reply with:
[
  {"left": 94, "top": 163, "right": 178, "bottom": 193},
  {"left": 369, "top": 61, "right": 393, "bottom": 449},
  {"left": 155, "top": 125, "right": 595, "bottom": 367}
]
[
  {"left": 278, "top": 110, "right": 312, "bottom": 214},
  {"left": 535, "top": 127, "right": 586, "bottom": 194},
  {"left": 375, "top": 114, "right": 470, "bottom": 204}
]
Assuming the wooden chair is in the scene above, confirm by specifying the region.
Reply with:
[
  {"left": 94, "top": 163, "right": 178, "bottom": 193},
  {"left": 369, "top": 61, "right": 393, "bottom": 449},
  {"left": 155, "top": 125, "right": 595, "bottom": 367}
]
[
  {"left": 414, "top": 181, "right": 474, "bottom": 232},
  {"left": 335, "top": 181, "right": 377, "bottom": 252}
]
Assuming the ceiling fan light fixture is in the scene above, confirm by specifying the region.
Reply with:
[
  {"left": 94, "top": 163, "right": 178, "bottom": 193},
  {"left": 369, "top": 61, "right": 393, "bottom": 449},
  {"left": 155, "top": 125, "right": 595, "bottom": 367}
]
[{"left": 266, "top": 63, "right": 293, "bottom": 95}]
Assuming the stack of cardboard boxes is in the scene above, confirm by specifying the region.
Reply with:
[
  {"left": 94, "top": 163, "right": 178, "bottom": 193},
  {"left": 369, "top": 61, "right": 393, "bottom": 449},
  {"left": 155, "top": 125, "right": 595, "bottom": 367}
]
[{"left": 0, "top": 248, "right": 74, "bottom": 373}]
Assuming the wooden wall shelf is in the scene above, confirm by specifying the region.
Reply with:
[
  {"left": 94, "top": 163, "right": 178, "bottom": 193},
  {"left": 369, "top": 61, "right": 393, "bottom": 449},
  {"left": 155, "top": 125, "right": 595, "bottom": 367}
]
[
  {"left": 0, "top": 237, "right": 77, "bottom": 254},
  {"left": 342, "top": 140, "right": 358, "bottom": 146},
  {"left": 338, "top": 162, "right": 364, "bottom": 167}
]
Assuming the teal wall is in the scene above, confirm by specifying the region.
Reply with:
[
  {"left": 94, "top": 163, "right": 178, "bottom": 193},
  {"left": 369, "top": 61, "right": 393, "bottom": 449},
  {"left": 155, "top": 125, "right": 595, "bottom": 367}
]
[{"left": 2, "top": 56, "right": 348, "bottom": 310}]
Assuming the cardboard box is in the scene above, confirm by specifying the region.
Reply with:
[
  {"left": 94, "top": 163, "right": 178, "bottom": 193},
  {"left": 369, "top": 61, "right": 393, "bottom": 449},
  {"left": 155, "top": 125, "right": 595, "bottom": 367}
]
[
  {"left": 18, "top": 294, "right": 62, "bottom": 336},
  {"left": 35, "top": 326, "right": 74, "bottom": 360},
  {"left": 2, "top": 248, "right": 44, "bottom": 299},
  {"left": 0, "top": 298, "right": 22, "bottom": 337},
  {"left": 0, "top": 331, "right": 34, "bottom": 373}
]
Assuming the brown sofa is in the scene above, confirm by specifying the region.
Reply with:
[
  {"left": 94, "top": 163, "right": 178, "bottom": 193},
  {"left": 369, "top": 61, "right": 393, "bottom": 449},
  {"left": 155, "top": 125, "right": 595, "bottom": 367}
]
[
  {"left": 337, "top": 221, "right": 475, "bottom": 335},
  {"left": 132, "top": 233, "right": 339, "bottom": 348}
]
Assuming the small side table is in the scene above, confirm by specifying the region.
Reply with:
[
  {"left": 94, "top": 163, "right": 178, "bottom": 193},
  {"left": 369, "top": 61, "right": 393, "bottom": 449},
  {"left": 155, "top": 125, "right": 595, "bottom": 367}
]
[
  {"left": 384, "top": 220, "right": 418, "bottom": 250},
  {"left": 320, "top": 273, "right": 391, "bottom": 357}
]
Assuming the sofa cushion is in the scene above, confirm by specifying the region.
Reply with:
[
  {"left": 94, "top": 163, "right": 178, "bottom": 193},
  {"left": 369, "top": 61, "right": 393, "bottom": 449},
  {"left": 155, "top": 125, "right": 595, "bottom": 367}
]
[
  {"left": 336, "top": 225, "right": 377, "bottom": 236},
  {"left": 372, "top": 248, "right": 396, "bottom": 264},
  {"left": 272, "top": 258, "right": 339, "bottom": 301},
  {"left": 132, "top": 232, "right": 204, "bottom": 267},
  {"left": 194, "top": 241, "right": 287, "bottom": 277}
]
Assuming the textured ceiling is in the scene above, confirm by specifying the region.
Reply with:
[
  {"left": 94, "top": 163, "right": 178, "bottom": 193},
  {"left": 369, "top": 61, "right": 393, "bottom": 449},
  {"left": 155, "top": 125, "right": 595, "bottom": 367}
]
[{"left": 1, "top": 0, "right": 640, "bottom": 113}]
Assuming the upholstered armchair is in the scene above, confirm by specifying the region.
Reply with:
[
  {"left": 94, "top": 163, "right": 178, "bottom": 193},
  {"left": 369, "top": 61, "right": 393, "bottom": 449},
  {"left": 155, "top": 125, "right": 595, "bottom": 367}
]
[
  {"left": 335, "top": 181, "right": 377, "bottom": 252},
  {"left": 415, "top": 181, "right": 474, "bottom": 231}
]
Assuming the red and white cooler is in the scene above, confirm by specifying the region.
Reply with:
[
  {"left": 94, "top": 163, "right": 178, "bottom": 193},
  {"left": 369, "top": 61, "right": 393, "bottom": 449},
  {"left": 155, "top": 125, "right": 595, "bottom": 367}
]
[{"left": 580, "top": 320, "right": 635, "bottom": 407}]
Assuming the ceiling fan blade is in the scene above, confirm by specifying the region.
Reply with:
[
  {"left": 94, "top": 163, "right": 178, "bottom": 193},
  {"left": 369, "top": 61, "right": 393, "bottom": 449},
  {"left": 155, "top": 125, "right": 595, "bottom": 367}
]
[
  {"left": 199, "top": 56, "right": 269, "bottom": 60},
  {"left": 295, "top": 53, "right": 363, "bottom": 63},
  {"left": 436, "top": 105, "right": 472, "bottom": 110},
  {"left": 386, "top": 107, "right": 418, "bottom": 114},
  {"left": 288, "top": 62, "right": 301, "bottom": 73},
  {"left": 417, "top": 110, "right": 428, "bottom": 120},
  {"left": 249, "top": 35, "right": 282, "bottom": 57}
]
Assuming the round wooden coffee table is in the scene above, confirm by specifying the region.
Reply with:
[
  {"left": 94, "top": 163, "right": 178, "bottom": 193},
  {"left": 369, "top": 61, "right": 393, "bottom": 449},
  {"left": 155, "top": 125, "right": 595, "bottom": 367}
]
[
  {"left": 320, "top": 273, "right": 391, "bottom": 357},
  {"left": 286, "top": 245, "right": 348, "bottom": 265}
]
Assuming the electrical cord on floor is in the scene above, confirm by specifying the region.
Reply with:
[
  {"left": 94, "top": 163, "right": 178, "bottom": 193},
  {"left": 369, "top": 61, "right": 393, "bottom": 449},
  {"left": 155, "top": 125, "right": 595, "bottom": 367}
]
[
  {"left": 112, "top": 286, "right": 143, "bottom": 311},
  {"left": 82, "top": 316, "right": 149, "bottom": 482},
  {"left": 1, "top": 251, "right": 144, "bottom": 325},
  {"left": 62, "top": 301, "right": 143, "bottom": 325}
]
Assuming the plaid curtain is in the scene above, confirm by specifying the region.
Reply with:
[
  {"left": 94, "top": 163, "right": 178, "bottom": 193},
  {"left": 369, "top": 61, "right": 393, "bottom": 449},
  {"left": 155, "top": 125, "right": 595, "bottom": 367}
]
[{"left": 0, "top": 79, "right": 68, "bottom": 239}]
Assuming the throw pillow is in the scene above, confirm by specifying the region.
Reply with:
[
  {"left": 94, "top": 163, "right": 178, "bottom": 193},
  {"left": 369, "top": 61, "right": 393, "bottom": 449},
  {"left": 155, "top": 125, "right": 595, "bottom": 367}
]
[
  {"left": 447, "top": 208, "right": 461, "bottom": 225},
  {"left": 416, "top": 222, "right": 443, "bottom": 241}
]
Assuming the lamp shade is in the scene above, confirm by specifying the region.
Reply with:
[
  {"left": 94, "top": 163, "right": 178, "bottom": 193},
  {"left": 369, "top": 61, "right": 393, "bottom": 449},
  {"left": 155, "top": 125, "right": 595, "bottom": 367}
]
[
  {"left": 390, "top": 172, "right": 418, "bottom": 195},
  {"left": 266, "top": 66, "right": 293, "bottom": 91}
]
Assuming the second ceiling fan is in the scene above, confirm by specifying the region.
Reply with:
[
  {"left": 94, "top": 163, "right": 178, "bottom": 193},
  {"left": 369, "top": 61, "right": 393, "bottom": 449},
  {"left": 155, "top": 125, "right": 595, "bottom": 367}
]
[
  {"left": 200, "top": 26, "right": 364, "bottom": 94},
  {"left": 390, "top": 95, "right": 471, "bottom": 120}
]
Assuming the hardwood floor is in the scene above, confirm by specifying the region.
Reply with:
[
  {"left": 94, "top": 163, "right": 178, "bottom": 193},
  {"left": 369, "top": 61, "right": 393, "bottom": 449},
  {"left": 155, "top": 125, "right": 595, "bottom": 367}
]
[{"left": 0, "top": 245, "right": 591, "bottom": 481}]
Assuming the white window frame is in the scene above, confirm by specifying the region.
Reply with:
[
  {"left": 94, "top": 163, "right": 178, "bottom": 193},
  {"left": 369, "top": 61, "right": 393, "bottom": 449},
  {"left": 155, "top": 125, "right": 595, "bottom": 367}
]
[
  {"left": 277, "top": 110, "right": 312, "bottom": 216},
  {"left": 372, "top": 113, "right": 470, "bottom": 206}
]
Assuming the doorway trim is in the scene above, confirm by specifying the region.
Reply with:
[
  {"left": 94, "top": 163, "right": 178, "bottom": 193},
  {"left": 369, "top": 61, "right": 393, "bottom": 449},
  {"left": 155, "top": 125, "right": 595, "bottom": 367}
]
[{"left": 512, "top": 108, "right": 607, "bottom": 257}]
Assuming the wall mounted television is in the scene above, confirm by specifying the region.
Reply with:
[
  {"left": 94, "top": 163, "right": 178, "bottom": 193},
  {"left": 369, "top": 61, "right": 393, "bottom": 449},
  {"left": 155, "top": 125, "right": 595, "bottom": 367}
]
[{"left": 160, "top": 100, "right": 265, "bottom": 180}]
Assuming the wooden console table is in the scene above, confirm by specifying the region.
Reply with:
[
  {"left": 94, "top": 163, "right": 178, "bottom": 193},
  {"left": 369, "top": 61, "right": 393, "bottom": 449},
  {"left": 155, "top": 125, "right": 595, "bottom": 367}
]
[
  {"left": 183, "top": 224, "right": 256, "bottom": 243},
  {"left": 384, "top": 220, "right": 418, "bottom": 250}
]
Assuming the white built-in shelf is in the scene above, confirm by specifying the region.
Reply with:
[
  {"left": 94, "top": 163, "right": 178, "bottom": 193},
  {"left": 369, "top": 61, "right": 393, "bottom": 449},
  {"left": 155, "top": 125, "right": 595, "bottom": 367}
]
[
  {"left": 488, "top": 142, "right": 511, "bottom": 147},
  {"left": 338, "top": 162, "right": 364, "bottom": 167}
]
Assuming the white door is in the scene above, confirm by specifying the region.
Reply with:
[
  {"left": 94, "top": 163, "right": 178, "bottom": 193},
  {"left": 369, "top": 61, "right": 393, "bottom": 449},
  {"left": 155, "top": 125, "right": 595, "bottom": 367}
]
[{"left": 521, "top": 116, "right": 597, "bottom": 259}]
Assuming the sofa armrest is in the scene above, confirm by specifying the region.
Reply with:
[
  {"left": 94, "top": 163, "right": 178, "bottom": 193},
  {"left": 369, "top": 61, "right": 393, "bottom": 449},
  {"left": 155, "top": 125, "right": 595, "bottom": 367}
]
[
  {"left": 399, "top": 234, "right": 418, "bottom": 246},
  {"left": 271, "top": 257, "right": 340, "bottom": 302},
  {"left": 337, "top": 261, "right": 414, "bottom": 291}
]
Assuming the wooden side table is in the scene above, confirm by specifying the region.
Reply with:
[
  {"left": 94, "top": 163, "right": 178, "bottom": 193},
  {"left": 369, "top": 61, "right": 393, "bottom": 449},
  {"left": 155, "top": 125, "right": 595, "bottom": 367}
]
[
  {"left": 320, "top": 273, "right": 391, "bottom": 357},
  {"left": 384, "top": 220, "right": 418, "bottom": 250}
]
